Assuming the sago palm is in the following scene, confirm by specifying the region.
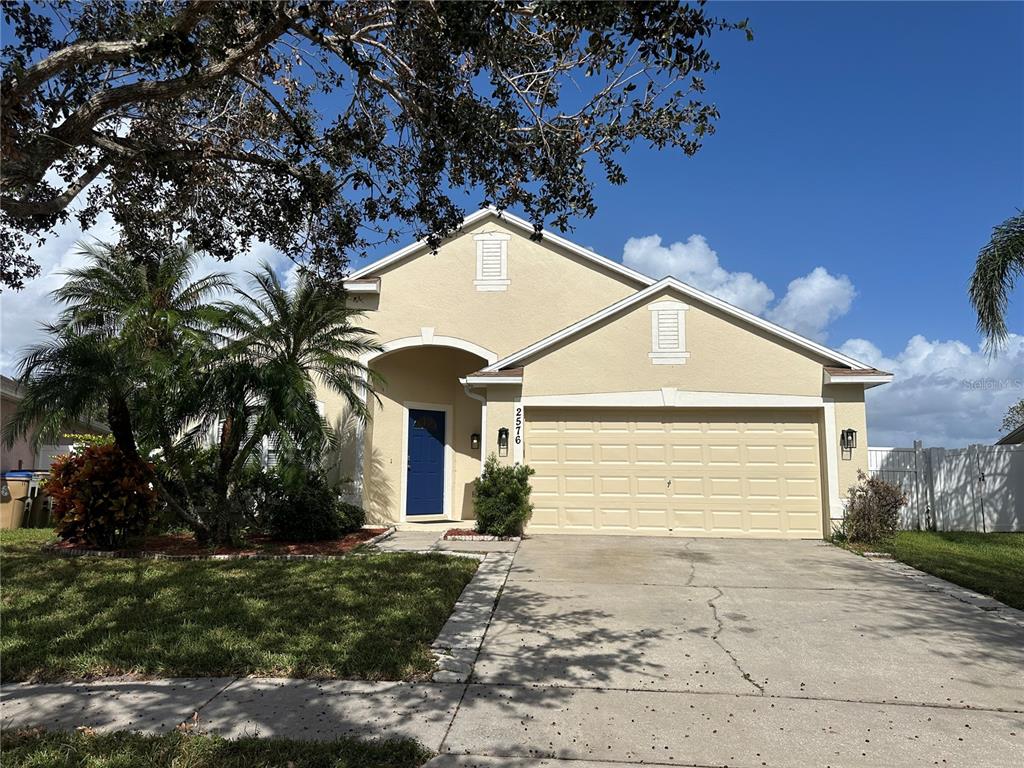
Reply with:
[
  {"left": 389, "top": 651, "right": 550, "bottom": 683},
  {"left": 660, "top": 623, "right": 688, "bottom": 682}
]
[{"left": 970, "top": 211, "right": 1024, "bottom": 349}]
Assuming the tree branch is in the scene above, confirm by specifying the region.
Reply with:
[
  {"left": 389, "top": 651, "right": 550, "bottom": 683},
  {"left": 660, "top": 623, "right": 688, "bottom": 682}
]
[
  {"left": 4, "top": 1, "right": 210, "bottom": 101},
  {"left": 1, "top": 159, "right": 109, "bottom": 218}
]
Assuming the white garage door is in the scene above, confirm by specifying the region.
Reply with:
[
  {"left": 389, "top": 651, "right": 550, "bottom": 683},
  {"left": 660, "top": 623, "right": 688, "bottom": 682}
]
[{"left": 525, "top": 408, "right": 824, "bottom": 538}]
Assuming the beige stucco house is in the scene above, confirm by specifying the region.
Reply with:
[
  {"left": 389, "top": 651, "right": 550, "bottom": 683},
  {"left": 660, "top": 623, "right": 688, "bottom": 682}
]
[{"left": 327, "top": 208, "right": 892, "bottom": 539}]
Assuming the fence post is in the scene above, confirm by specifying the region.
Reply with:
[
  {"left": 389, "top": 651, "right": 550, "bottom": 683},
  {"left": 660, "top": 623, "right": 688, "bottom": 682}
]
[
  {"left": 926, "top": 447, "right": 941, "bottom": 530},
  {"left": 912, "top": 440, "right": 924, "bottom": 530},
  {"left": 967, "top": 444, "right": 982, "bottom": 533}
]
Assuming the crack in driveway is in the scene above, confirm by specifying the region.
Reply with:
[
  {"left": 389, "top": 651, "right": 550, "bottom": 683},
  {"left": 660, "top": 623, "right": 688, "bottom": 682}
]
[{"left": 706, "top": 586, "right": 764, "bottom": 694}]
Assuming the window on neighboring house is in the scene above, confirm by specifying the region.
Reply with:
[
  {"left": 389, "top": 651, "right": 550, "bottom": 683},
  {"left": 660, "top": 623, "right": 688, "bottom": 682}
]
[
  {"left": 263, "top": 434, "right": 282, "bottom": 469},
  {"left": 648, "top": 299, "right": 690, "bottom": 364},
  {"left": 473, "top": 232, "right": 511, "bottom": 291}
]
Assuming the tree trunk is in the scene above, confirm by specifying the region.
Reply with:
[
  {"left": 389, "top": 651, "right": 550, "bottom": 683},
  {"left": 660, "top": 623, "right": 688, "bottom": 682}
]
[{"left": 105, "top": 394, "right": 141, "bottom": 462}]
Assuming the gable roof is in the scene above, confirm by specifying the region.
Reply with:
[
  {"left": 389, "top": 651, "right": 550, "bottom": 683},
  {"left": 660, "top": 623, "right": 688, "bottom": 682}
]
[
  {"left": 345, "top": 207, "right": 653, "bottom": 287},
  {"left": 480, "top": 276, "right": 877, "bottom": 372}
]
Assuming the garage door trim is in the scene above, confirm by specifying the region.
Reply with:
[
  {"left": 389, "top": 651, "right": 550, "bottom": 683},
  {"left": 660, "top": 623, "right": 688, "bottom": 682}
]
[{"left": 520, "top": 394, "right": 842, "bottom": 535}]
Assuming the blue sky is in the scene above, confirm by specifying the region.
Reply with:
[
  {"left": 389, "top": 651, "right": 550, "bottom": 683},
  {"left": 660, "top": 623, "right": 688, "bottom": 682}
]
[
  {"left": 3, "top": 1, "right": 1022, "bottom": 446},
  {"left": 534, "top": 0, "right": 1024, "bottom": 351}
]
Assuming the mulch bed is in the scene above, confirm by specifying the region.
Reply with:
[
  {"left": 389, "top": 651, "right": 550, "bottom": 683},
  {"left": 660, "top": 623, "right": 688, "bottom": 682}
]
[
  {"left": 45, "top": 528, "right": 389, "bottom": 559},
  {"left": 443, "top": 528, "right": 520, "bottom": 542}
]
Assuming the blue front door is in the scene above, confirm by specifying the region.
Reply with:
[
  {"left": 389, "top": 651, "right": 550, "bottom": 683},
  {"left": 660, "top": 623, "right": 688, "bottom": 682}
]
[{"left": 407, "top": 408, "right": 446, "bottom": 516}]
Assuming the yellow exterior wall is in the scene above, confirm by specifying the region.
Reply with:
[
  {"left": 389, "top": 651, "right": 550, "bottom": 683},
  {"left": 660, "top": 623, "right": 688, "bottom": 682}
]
[
  {"left": 828, "top": 384, "right": 870, "bottom": 498},
  {"left": 350, "top": 215, "right": 642, "bottom": 358},
  {"left": 483, "top": 384, "right": 520, "bottom": 468},
  {"left": 522, "top": 289, "right": 832, "bottom": 398}
]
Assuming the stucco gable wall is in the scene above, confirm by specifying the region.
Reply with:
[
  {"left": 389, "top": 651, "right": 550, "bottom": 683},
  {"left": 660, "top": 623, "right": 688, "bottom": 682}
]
[
  {"left": 521, "top": 289, "right": 840, "bottom": 398},
  {"left": 348, "top": 215, "right": 642, "bottom": 358}
]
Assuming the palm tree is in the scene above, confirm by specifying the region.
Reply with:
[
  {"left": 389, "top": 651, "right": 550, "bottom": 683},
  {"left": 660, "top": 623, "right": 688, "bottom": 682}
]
[
  {"left": 216, "top": 263, "right": 382, "bottom": 475},
  {"left": 970, "top": 211, "right": 1024, "bottom": 349},
  {"left": 3, "top": 240, "right": 230, "bottom": 462}
]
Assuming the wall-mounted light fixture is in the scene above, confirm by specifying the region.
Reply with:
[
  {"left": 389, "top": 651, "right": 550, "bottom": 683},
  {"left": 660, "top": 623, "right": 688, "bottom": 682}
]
[
  {"left": 497, "top": 427, "right": 509, "bottom": 457},
  {"left": 470, "top": 433, "right": 481, "bottom": 450},
  {"left": 840, "top": 428, "right": 857, "bottom": 450}
]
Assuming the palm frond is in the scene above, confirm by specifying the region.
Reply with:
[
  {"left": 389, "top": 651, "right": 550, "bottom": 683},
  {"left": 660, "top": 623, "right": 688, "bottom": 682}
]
[{"left": 970, "top": 211, "right": 1024, "bottom": 351}]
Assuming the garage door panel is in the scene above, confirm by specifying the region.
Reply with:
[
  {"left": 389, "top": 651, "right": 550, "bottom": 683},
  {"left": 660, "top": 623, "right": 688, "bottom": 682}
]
[
  {"left": 530, "top": 506, "right": 560, "bottom": 528},
  {"left": 633, "top": 444, "right": 666, "bottom": 464},
  {"left": 710, "top": 510, "right": 744, "bottom": 531},
  {"left": 564, "top": 475, "right": 595, "bottom": 496},
  {"left": 707, "top": 444, "right": 741, "bottom": 465},
  {"left": 563, "top": 507, "right": 597, "bottom": 528},
  {"left": 531, "top": 473, "right": 560, "bottom": 496},
  {"left": 669, "top": 444, "right": 704, "bottom": 465},
  {"left": 598, "top": 444, "right": 630, "bottom": 464},
  {"left": 528, "top": 443, "right": 560, "bottom": 464},
  {"left": 746, "top": 477, "right": 782, "bottom": 499},
  {"left": 636, "top": 507, "right": 670, "bottom": 529},
  {"left": 636, "top": 476, "right": 670, "bottom": 497},
  {"left": 670, "top": 509, "right": 709, "bottom": 530},
  {"left": 599, "top": 508, "right": 632, "bottom": 528},
  {"left": 525, "top": 408, "right": 824, "bottom": 539},
  {"left": 599, "top": 476, "right": 631, "bottom": 496},
  {"left": 670, "top": 476, "right": 705, "bottom": 497},
  {"left": 563, "top": 444, "right": 595, "bottom": 463}
]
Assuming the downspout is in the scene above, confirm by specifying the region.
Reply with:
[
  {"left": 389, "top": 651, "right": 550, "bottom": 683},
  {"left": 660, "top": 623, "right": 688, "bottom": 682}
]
[{"left": 460, "top": 378, "right": 487, "bottom": 475}]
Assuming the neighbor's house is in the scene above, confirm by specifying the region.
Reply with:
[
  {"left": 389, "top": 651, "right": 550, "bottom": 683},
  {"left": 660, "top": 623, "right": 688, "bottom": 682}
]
[
  {"left": 324, "top": 209, "right": 892, "bottom": 539},
  {"left": 996, "top": 424, "right": 1024, "bottom": 446},
  {"left": 0, "top": 374, "right": 100, "bottom": 472}
]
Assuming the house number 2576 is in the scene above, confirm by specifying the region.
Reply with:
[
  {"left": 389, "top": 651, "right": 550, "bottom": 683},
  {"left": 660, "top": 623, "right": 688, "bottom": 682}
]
[{"left": 514, "top": 407, "right": 523, "bottom": 445}]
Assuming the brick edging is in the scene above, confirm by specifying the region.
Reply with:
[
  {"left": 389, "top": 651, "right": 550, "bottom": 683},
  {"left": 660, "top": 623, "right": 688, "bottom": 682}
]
[
  {"left": 40, "top": 526, "right": 398, "bottom": 562},
  {"left": 442, "top": 534, "right": 521, "bottom": 542}
]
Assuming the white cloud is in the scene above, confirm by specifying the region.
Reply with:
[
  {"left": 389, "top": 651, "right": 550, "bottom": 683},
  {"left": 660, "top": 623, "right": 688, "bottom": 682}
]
[
  {"left": 622, "top": 233, "right": 853, "bottom": 341},
  {"left": 840, "top": 334, "right": 1024, "bottom": 448},
  {"left": 0, "top": 220, "right": 289, "bottom": 376},
  {"left": 0, "top": 212, "right": 117, "bottom": 375},
  {"left": 623, "top": 234, "right": 776, "bottom": 314},
  {"left": 622, "top": 230, "right": 1022, "bottom": 447},
  {"left": 766, "top": 267, "right": 855, "bottom": 342}
]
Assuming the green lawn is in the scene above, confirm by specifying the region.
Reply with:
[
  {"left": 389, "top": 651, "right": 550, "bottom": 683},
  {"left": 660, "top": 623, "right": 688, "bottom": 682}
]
[
  {"left": 878, "top": 531, "right": 1024, "bottom": 610},
  {"left": 1, "top": 730, "right": 430, "bottom": 768},
  {"left": 1, "top": 528, "right": 477, "bottom": 682}
]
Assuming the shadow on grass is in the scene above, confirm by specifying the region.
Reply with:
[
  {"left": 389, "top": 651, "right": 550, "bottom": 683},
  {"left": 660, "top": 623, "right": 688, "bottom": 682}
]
[
  {"left": 0, "top": 729, "right": 430, "bottom": 768},
  {"left": 0, "top": 530, "right": 477, "bottom": 682}
]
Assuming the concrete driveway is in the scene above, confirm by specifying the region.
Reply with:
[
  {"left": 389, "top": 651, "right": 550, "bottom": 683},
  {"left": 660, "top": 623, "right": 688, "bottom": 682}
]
[{"left": 438, "top": 535, "right": 1024, "bottom": 767}]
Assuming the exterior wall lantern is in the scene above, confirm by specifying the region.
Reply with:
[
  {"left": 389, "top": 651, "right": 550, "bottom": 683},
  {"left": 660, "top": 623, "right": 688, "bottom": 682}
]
[
  {"left": 470, "top": 433, "right": 481, "bottom": 450},
  {"left": 840, "top": 428, "right": 857, "bottom": 458},
  {"left": 497, "top": 427, "right": 509, "bottom": 457}
]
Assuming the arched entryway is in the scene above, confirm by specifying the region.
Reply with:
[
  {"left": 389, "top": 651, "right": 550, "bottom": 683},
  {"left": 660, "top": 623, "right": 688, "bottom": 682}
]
[{"left": 358, "top": 339, "right": 493, "bottom": 525}]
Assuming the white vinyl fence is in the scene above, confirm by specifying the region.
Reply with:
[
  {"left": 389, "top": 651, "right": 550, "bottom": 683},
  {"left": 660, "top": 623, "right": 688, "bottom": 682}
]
[{"left": 868, "top": 444, "right": 1024, "bottom": 532}]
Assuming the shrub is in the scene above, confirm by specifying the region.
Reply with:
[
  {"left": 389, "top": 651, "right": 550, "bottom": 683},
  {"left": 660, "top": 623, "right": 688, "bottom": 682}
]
[
  {"left": 842, "top": 470, "right": 908, "bottom": 544},
  {"left": 336, "top": 501, "right": 366, "bottom": 533},
  {"left": 46, "top": 444, "right": 158, "bottom": 548},
  {"left": 264, "top": 467, "right": 365, "bottom": 541},
  {"left": 156, "top": 446, "right": 269, "bottom": 544},
  {"left": 473, "top": 454, "right": 535, "bottom": 537}
]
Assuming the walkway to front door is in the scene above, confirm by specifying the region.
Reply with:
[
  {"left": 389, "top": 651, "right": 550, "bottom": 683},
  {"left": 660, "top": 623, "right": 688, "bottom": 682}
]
[{"left": 406, "top": 407, "right": 446, "bottom": 516}]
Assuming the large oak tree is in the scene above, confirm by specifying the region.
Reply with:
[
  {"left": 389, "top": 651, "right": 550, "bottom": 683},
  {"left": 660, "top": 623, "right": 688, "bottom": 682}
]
[{"left": 1, "top": 0, "right": 750, "bottom": 289}]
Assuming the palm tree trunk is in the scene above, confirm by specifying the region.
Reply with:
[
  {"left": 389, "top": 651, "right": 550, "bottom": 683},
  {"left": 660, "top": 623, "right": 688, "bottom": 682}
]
[{"left": 105, "top": 393, "right": 141, "bottom": 462}]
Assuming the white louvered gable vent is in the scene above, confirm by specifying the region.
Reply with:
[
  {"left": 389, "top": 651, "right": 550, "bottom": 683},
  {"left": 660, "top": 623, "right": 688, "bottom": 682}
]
[
  {"left": 474, "top": 232, "right": 511, "bottom": 291},
  {"left": 648, "top": 299, "right": 690, "bottom": 365}
]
